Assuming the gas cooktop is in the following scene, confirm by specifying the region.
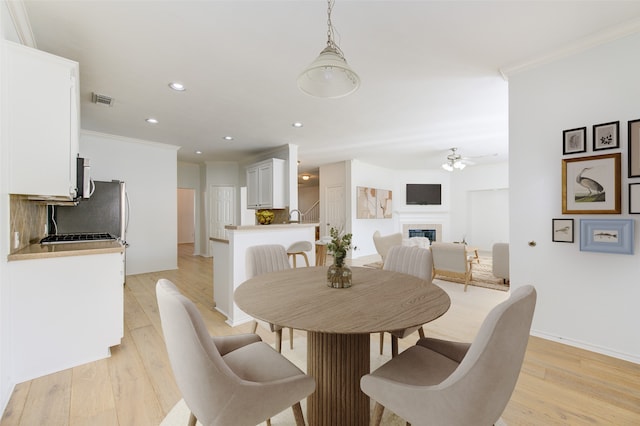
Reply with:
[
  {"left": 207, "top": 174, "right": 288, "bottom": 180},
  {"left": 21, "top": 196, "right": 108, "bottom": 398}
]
[{"left": 40, "top": 233, "right": 117, "bottom": 245}]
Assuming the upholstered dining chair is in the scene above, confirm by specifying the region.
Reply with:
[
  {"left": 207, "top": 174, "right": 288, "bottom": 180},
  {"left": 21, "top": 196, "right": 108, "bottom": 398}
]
[
  {"left": 372, "top": 230, "right": 403, "bottom": 263},
  {"left": 361, "top": 285, "right": 537, "bottom": 426},
  {"left": 247, "top": 244, "right": 294, "bottom": 352},
  {"left": 156, "top": 279, "right": 316, "bottom": 426},
  {"left": 430, "top": 242, "right": 474, "bottom": 291},
  {"left": 380, "top": 245, "right": 434, "bottom": 357}
]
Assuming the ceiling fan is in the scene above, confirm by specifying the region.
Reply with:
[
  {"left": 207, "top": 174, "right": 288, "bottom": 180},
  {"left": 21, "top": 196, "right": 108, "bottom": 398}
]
[
  {"left": 442, "top": 148, "right": 468, "bottom": 171},
  {"left": 441, "top": 148, "right": 498, "bottom": 171}
]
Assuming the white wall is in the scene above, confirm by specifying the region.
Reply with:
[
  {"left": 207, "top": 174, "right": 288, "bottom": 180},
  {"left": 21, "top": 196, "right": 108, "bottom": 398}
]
[
  {"left": 450, "top": 162, "right": 509, "bottom": 251},
  {"left": 509, "top": 33, "right": 640, "bottom": 362},
  {"left": 0, "top": 0, "right": 12, "bottom": 412},
  {"left": 298, "top": 185, "right": 319, "bottom": 213},
  {"left": 349, "top": 160, "right": 509, "bottom": 257},
  {"left": 80, "top": 130, "right": 179, "bottom": 275}
]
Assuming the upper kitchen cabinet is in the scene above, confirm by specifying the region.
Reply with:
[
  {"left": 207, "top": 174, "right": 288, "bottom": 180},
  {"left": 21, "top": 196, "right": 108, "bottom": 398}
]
[
  {"left": 246, "top": 158, "right": 287, "bottom": 209},
  {"left": 4, "top": 41, "right": 80, "bottom": 199}
]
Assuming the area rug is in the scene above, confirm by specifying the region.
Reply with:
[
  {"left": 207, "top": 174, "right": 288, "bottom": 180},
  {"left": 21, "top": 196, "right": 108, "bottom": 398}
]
[
  {"left": 160, "top": 339, "right": 406, "bottom": 425},
  {"left": 364, "top": 256, "right": 509, "bottom": 292}
]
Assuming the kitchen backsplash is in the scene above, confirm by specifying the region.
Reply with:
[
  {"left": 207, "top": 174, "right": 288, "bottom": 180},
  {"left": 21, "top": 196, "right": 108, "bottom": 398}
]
[{"left": 9, "top": 195, "right": 47, "bottom": 254}]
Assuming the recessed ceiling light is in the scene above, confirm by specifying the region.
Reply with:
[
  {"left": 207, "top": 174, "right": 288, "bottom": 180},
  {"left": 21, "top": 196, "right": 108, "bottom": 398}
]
[
  {"left": 145, "top": 118, "right": 159, "bottom": 124},
  {"left": 195, "top": 150, "right": 202, "bottom": 155},
  {"left": 302, "top": 174, "right": 310, "bottom": 181},
  {"left": 169, "top": 82, "right": 186, "bottom": 91},
  {"left": 223, "top": 136, "right": 234, "bottom": 141},
  {"left": 292, "top": 122, "right": 303, "bottom": 128}
]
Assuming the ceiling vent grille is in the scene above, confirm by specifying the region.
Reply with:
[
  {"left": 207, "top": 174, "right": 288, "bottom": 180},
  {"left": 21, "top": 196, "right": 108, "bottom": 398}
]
[{"left": 91, "top": 92, "right": 114, "bottom": 106}]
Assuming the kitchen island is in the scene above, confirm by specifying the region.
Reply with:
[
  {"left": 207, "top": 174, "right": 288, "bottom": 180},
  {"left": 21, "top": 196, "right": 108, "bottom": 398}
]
[
  {"left": 7, "top": 241, "right": 125, "bottom": 382},
  {"left": 210, "top": 223, "right": 316, "bottom": 326}
]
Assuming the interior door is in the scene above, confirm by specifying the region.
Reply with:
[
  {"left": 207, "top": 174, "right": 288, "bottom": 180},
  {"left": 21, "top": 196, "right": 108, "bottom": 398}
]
[
  {"left": 210, "top": 185, "right": 235, "bottom": 239},
  {"left": 325, "top": 185, "right": 345, "bottom": 236}
]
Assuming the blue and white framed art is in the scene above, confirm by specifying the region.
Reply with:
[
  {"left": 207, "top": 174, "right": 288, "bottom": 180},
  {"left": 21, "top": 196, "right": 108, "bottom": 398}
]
[{"left": 580, "top": 219, "right": 634, "bottom": 254}]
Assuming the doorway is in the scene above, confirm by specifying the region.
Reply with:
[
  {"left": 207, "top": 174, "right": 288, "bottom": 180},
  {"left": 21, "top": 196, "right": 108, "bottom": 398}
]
[{"left": 177, "top": 188, "right": 195, "bottom": 244}]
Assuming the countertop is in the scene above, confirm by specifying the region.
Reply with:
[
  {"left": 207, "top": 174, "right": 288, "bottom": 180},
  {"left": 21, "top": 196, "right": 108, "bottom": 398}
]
[
  {"left": 7, "top": 240, "right": 125, "bottom": 261},
  {"left": 224, "top": 223, "right": 319, "bottom": 231}
]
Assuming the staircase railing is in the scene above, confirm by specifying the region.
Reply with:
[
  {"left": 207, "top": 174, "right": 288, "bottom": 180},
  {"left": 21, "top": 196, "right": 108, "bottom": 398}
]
[{"left": 303, "top": 200, "right": 319, "bottom": 223}]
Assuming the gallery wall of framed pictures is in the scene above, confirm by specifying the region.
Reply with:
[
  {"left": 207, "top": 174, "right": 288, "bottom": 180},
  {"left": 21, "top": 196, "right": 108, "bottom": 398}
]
[{"left": 555, "top": 118, "right": 639, "bottom": 254}]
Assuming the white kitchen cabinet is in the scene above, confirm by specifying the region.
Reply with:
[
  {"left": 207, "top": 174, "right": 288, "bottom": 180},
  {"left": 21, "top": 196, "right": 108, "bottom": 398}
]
[
  {"left": 8, "top": 252, "right": 124, "bottom": 382},
  {"left": 4, "top": 40, "right": 80, "bottom": 199},
  {"left": 246, "top": 158, "right": 286, "bottom": 209}
]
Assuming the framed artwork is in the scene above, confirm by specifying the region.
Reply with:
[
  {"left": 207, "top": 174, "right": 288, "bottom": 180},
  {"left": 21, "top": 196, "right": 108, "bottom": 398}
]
[
  {"left": 376, "top": 189, "right": 393, "bottom": 219},
  {"left": 592, "top": 121, "right": 619, "bottom": 151},
  {"left": 562, "top": 152, "right": 621, "bottom": 214},
  {"left": 357, "top": 186, "right": 377, "bottom": 219},
  {"left": 552, "top": 218, "right": 574, "bottom": 243},
  {"left": 628, "top": 119, "right": 640, "bottom": 177},
  {"left": 563, "top": 127, "right": 586, "bottom": 155},
  {"left": 356, "top": 186, "right": 393, "bottom": 219},
  {"left": 630, "top": 183, "right": 640, "bottom": 214},
  {"left": 580, "top": 219, "right": 634, "bottom": 254}
]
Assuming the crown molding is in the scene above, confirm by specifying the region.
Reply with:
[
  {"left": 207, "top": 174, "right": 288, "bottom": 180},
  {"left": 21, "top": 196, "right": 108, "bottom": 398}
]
[
  {"left": 5, "top": 0, "right": 36, "bottom": 48},
  {"left": 499, "top": 17, "right": 640, "bottom": 79}
]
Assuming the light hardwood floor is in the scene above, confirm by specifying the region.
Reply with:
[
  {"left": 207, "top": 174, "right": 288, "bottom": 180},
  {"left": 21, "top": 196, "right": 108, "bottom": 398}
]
[{"left": 1, "top": 244, "right": 639, "bottom": 425}]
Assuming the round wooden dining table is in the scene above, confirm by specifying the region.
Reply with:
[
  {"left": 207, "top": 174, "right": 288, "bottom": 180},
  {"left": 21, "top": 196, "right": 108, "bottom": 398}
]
[{"left": 234, "top": 266, "right": 451, "bottom": 426}]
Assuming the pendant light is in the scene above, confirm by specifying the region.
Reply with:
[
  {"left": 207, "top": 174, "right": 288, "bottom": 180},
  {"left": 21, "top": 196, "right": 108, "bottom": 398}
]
[{"left": 297, "top": 0, "right": 360, "bottom": 99}]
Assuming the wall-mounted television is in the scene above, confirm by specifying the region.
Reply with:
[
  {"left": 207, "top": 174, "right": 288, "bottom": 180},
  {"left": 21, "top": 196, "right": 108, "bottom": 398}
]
[{"left": 406, "top": 184, "right": 442, "bottom": 205}]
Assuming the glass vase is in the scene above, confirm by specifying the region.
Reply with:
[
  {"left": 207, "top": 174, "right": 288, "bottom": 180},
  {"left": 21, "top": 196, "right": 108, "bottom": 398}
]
[{"left": 326, "top": 257, "right": 352, "bottom": 288}]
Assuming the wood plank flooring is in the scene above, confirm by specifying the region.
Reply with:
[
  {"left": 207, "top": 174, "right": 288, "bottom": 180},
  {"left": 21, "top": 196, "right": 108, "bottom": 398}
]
[{"left": 1, "top": 244, "right": 638, "bottom": 425}]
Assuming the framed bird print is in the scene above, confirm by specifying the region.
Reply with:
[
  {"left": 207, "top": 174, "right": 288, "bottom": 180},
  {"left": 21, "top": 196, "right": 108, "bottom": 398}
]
[
  {"left": 563, "top": 127, "right": 587, "bottom": 155},
  {"left": 552, "top": 218, "right": 574, "bottom": 243},
  {"left": 562, "top": 153, "right": 621, "bottom": 214}
]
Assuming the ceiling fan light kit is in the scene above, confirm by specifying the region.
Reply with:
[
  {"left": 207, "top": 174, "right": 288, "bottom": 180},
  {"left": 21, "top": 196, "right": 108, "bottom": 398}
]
[
  {"left": 442, "top": 148, "right": 467, "bottom": 171},
  {"left": 297, "top": 0, "right": 360, "bottom": 99}
]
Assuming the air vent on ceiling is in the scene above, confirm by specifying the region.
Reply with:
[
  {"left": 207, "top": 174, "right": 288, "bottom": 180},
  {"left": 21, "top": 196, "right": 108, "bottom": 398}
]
[{"left": 91, "top": 92, "right": 114, "bottom": 106}]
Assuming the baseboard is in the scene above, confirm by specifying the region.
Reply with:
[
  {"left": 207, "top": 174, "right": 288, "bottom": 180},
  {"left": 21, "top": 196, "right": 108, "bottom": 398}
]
[
  {"left": 531, "top": 330, "right": 640, "bottom": 365},
  {"left": 0, "top": 380, "right": 16, "bottom": 423}
]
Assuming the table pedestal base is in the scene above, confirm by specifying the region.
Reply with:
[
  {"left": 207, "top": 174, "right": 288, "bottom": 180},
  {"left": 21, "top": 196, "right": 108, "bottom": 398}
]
[{"left": 307, "top": 332, "right": 370, "bottom": 426}]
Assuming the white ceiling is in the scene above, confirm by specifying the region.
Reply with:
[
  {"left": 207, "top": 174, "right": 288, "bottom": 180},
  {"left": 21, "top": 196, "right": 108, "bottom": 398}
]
[{"left": 18, "top": 1, "right": 640, "bottom": 174}]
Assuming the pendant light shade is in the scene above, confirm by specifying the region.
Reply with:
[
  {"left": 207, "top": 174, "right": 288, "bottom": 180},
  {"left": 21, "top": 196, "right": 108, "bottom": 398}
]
[
  {"left": 297, "top": 0, "right": 360, "bottom": 99},
  {"left": 298, "top": 45, "right": 360, "bottom": 98}
]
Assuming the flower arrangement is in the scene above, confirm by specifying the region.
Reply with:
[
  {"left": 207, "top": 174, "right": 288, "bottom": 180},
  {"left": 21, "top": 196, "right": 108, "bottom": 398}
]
[{"left": 327, "top": 226, "right": 355, "bottom": 266}]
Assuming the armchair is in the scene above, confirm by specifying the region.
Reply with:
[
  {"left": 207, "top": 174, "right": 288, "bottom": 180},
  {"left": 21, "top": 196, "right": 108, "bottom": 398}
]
[
  {"left": 492, "top": 242, "right": 510, "bottom": 284},
  {"left": 361, "top": 285, "right": 537, "bottom": 426},
  {"left": 430, "top": 242, "right": 474, "bottom": 291},
  {"left": 372, "top": 230, "right": 403, "bottom": 262}
]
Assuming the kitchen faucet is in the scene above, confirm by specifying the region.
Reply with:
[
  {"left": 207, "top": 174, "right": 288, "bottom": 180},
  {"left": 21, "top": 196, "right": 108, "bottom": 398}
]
[{"left": 288, "top": 209, "right": 303, "bottom": 223}]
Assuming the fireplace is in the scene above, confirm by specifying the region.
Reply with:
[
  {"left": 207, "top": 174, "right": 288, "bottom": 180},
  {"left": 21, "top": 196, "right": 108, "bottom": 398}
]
[
  {"left": 409, "top": 228, "right": 436, "bottom": 241},
  {"left": 402, "top": 223, "right": 442, "bottom": 242}
]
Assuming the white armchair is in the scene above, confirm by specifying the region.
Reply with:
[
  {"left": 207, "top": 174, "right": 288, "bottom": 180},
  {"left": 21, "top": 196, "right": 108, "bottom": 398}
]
[
  {"left": 492, "top": 243, "right": 510, "bottom": 284},
  {"left": 372, "top": 230, "right": 403, "bottom": 262}
]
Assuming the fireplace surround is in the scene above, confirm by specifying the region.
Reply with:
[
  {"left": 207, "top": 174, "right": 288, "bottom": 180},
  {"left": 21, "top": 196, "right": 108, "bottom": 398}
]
[{"left": 403, "top": 223, "right": 442, "bottom": 242}]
